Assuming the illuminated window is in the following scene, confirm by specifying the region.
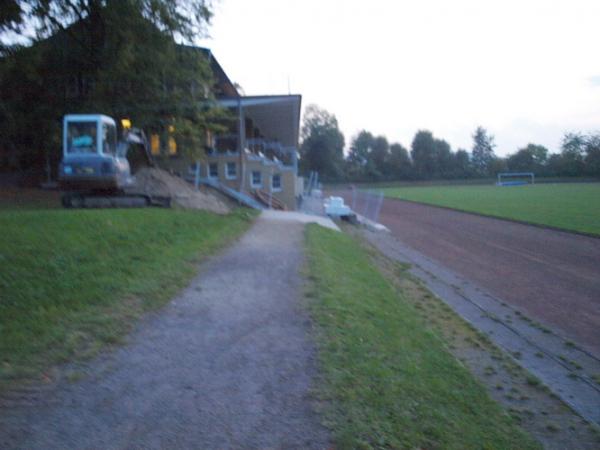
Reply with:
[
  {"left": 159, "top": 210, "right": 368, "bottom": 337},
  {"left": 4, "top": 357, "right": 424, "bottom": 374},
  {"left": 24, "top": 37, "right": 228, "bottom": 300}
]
[
  {"left": 168, "top": 136, "right": 177, "bottom": 155},
  {"left": 150, "top": 134, "right": 160, "bottom": 155}
]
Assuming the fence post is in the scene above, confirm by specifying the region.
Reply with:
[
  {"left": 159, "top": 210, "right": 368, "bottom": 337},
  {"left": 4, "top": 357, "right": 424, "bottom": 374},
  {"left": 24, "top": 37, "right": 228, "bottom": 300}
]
[
  {"left": 363, "top": 191, "right": 373, "bottom": 220},
  {"left": 269, "top": 167, "right": 273, "bottom": 209},
  {"left": 194, "top": 160, "right": 200, "bottom": 190},
  {"left": 373, "top": 191, "right": 384, "bottom": 223}
]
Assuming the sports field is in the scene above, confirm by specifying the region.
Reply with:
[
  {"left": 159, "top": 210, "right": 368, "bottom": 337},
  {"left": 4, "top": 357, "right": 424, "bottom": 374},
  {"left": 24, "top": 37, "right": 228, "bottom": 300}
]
[{"left": 383, "top": 183, "right": 600, "bottom": 236}]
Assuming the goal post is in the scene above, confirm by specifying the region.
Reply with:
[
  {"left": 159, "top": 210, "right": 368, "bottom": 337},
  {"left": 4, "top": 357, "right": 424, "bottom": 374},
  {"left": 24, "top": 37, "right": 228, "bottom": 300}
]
[{"left": 496, "top": 172, "right": 535, "bottom": 186}]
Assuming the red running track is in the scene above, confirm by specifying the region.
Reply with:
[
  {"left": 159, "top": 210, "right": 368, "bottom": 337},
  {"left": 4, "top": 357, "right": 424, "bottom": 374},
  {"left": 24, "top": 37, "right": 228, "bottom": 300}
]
[{"left": 346, "top": 193, "right": 600, "bottom": 357}]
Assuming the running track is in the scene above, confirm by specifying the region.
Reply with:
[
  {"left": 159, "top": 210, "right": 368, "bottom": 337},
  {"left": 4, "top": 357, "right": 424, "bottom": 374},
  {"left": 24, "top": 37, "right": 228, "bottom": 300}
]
[{"left": 346, "top": 194, "right": 600, "bottom": 357}]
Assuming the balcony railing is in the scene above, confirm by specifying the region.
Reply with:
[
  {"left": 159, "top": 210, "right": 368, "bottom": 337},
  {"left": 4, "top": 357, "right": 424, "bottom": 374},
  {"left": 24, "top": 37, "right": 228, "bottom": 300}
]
[{"left": 209, "top": 136, "right": 297, "bottom": 171}]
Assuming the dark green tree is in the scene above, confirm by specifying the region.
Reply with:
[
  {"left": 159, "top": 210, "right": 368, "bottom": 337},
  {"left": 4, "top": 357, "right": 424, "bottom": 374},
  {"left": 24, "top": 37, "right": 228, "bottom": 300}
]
[
  {"left": 1, "top": 1, "right": 212, "bottom": 49},
  {"left": 0, "top": 1, "right": 217, "bottom": 174},
  {"left": 388, "top": 143, "right": 412, "bottom": 179},
  {"left": 453, "top": 149, "right": 471, "bottom": 178},
  {"left": 559, "top": 132, "right": 586, "bottom": 176},
  {"left": 370, "top": 135, "right": 390, "bottom": 179},
  {"left": 506, "top": 143, "right": 548, "bottom": 172},
  {"left": 410, "top": 130, "right": 437, "bottom": 178},
  {"left": 471, "top": 126, "right": 496, "bottom": 176},
  {"left": 434, "top": 138, "right": 452, "bottom": 178},
  {"left": 488, "top": 156, "right": 508, "bottom": 176},
  {"left": 299, "top": 104, "right": 345, "bottom": 180},
  {"left": 584, "top": 133, "right": 600, "bottom": 176},
  {"left": 347, "top": 130, "right": 391, "bottom": 180},
  {"left": 346, "top": 130, "right": 373, "bottom": 178}
]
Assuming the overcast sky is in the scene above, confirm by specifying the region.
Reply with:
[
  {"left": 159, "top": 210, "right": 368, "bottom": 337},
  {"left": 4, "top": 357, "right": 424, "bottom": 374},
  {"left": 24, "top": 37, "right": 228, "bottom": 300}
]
[{"left": 199, "top": 0, "right": 600, "bottom": 155}]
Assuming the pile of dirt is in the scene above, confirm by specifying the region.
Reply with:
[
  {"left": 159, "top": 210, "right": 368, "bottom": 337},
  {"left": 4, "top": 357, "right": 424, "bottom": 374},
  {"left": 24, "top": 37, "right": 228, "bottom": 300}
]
[{"left": 130, "top": 168, "right": 230, "bottom": 214}]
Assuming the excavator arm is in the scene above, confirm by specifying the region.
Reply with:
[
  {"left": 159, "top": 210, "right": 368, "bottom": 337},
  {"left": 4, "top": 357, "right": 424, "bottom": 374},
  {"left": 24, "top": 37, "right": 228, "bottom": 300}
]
[{"left": 120, "top": 128, "right": 155, "bottom": 173}]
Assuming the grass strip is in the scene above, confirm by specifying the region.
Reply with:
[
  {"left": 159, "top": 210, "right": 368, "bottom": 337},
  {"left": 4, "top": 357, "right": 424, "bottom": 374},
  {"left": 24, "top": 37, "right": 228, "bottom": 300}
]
[
  {"left": 0, "top": 208, "right": 255, "bottom": 386},
  {"left": 383, "top": 183, "right": 600, "bottom": 236},
  {"left": 305, "top": 224, "right": 540, "bottom": 449}
]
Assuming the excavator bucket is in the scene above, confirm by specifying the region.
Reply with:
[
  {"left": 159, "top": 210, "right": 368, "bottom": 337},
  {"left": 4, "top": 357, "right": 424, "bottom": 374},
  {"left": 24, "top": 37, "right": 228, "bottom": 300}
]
[{"left": 121, "top": 128, "right": 155, "bottom": 174}]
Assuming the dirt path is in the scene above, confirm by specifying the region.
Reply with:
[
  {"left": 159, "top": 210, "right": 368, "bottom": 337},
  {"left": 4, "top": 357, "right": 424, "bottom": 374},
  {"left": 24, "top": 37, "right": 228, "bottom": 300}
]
[
  {"left": 340, "top": 193, "right": 600, "bottom": 357},
  {"left": 0, "top": 213, "right": 331, "bottom": 449}
]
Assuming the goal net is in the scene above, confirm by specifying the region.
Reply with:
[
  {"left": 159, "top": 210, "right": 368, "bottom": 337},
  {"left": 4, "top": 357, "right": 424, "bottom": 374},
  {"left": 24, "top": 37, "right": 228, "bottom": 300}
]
[{"left": 496, "top": 172, "right": 535, "bottom": 186}]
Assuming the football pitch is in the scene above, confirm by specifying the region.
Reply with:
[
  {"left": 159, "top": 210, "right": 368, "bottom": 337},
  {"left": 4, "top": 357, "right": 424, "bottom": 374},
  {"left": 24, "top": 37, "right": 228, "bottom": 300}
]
[{"left": 382, "top": 183, "right": 600, "bottom": 236}]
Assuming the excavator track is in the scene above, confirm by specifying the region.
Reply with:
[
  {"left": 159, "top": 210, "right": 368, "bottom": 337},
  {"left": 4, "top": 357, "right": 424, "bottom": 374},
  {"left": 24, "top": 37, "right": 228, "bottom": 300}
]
[{"left": 61, "top": 192, "right": 170, "bottom": 209}]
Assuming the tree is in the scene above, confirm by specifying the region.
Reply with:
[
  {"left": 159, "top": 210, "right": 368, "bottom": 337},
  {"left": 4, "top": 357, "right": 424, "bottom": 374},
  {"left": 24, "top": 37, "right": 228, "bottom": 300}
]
[
  {"left": 0, "top": 1, "right": 217, "bottom": 174},
  {"left": 346, "top": 130, "right": 373, "bottom": 176},
  {"left": 584, "top": 133, "right": 600, "bottom": 176},
  {"left": 471, "top": 126, "right": 496, "bottom": 176},
  {"left": 346, "top": 130, "right": 383, "bottom": 180},
  {"left": 559, "top": 132, "right": 586, "bottom": 176},
  {"left": 453, "top": 149, "right": 471, "bottom": 178},
  {"left": 299, "top": 105, "right": 345, "bottom": 180},
  {"left": 1, "top": 1, "right": 212, "bottom": 49},
  {"left": 411, "top": 130, "right": 437, "bottom": 178},
  {"left": 506, "top": 143, "right": 548, "bottom": 172},
  {"left": 488, "top": 157, "right": 508, "bottom": 176},
  {"left": 370, "top": 135, "right": 390, "bottom": 178},
  {"left": 388, "top": 143, "right": 412, "bottom": 179},
  {"left": 434, "top": 138, "right": 452, "bottom": 178}
]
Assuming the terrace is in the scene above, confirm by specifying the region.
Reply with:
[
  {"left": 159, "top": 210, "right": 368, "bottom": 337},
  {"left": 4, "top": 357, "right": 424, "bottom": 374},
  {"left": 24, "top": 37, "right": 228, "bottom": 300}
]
[{"left": 212, "top": 95, "right": 301, "bottom": 171}]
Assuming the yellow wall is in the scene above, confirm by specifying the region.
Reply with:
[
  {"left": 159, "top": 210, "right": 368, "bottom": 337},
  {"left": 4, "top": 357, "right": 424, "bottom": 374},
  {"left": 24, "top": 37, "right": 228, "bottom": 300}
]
[{"left": 162, "top": 152, "right": 299, "bottom": 210}]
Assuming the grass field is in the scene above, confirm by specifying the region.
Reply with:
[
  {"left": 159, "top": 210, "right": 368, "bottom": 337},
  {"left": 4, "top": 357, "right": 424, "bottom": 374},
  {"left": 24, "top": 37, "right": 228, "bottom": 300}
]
[
  {"left": 383, "top": 183, "right": 600, "bottom": 236},
  {"left": 305, "top": 224, "right": 539, "bottom": 449},
  {"left": 0, "top": 207, "right": 254, "bottom": 386}
]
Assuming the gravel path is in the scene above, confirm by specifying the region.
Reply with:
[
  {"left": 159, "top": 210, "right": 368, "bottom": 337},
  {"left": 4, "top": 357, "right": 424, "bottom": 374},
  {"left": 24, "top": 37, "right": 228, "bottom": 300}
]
[{"left": 0, "top": 213, "right": 330, "bottom": 449}]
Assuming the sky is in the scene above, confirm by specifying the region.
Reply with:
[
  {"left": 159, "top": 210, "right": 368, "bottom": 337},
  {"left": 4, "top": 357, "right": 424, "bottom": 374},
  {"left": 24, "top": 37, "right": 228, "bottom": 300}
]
[{"left": 198, "top": 0, "right": 600, "bottom": 156}]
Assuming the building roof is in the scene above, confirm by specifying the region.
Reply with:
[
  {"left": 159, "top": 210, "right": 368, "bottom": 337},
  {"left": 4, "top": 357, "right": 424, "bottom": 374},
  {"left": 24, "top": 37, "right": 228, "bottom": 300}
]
[
  {"left": 218, "top": 95, "right": 302, "bottom": 147},
  {"left": 192, "top": 46, "right": 240, "bottom": 98}
]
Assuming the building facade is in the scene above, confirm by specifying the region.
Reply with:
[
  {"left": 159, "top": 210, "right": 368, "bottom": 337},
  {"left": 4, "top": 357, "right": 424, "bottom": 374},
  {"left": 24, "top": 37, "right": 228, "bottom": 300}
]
[{"left": 154, "top": 48, "right": 302, "bottom": 210}]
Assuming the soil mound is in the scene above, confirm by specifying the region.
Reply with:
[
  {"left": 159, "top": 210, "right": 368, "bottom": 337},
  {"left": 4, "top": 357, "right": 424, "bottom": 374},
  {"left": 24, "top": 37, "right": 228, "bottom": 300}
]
[{"left": 131, "top": 168, "right": 230, "bottom": 214}]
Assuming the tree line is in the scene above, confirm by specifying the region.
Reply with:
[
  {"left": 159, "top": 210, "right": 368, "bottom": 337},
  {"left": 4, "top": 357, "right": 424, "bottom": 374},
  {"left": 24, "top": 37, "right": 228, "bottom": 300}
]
[{"left": 300, "top": 105, "right": 600, "bottom": 182}]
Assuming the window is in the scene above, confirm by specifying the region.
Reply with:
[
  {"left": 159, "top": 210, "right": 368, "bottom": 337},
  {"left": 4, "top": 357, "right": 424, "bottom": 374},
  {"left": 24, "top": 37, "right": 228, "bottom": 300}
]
[
  {"left": 251, "top": 170, "right": 262, "bottom": 188},
  {"left": 150, "top": 134, "right": 160, "bottom": 155},
  {"left": 102, "top": 123, "right": 117, "bottom": 155},
  {"left": 209, "top": 163, "right": 218, "bottom": 178},
  {"left": 168, "top": 136, "right": 177, "bottom": 155},
  {"left": 272, "top": 174, "right": 282, "bottom": 191},
  {"left": 226, "top": 162, "right": 237, "bottom": 179},
  {"left": 67, "top": 121, "right": 97, "bottom": 154}
]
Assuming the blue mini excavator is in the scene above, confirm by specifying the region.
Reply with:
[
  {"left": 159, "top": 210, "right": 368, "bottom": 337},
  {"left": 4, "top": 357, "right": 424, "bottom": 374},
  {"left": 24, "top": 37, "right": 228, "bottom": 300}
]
[{"left": 58, "top": 114, "right": 169, "bottom": 208}]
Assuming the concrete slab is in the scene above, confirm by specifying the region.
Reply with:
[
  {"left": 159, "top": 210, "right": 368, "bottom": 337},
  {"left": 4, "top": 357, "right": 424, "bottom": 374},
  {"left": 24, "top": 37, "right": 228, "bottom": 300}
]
[{"left": 261, "top": 210, "right": 340, "bottom": 231}]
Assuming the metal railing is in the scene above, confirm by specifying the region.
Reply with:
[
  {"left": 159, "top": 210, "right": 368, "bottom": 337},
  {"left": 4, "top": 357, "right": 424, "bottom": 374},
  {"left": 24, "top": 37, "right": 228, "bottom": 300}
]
[{"left": 199, "top": 177, "right": 264, "bottom": 210}]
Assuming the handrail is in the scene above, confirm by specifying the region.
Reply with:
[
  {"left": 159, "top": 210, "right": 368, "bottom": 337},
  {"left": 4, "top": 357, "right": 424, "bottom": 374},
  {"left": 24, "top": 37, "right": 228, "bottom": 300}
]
[{"left": 199, "top": 177, "right": 264, "bottom": 210}]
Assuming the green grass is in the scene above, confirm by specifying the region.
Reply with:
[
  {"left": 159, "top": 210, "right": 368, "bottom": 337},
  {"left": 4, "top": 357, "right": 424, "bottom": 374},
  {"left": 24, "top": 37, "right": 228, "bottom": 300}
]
[
  {"left": 305, "top": 224, "right": 540, "bottom": 449},
  {"left": 0, "top": 208, "right": 255, "bottom": 385},
  {"left": 383, "top": 183, "right": 600, "bottom": 236}
]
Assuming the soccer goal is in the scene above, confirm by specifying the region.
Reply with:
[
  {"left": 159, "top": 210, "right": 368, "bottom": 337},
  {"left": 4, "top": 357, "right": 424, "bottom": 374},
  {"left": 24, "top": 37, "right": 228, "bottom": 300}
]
[{"left": 496, "top": 172, "right": 535, "bottom": 186}]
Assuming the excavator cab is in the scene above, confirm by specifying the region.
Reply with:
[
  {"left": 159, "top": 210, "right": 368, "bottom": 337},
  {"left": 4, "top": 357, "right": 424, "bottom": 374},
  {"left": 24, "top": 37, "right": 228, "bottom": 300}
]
[{"left": 59, "top": 114, "right": 133, "bottom": 192}]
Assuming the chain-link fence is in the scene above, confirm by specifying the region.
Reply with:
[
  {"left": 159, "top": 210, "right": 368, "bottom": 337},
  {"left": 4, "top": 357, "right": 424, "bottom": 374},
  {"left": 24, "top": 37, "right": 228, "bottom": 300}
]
[{"left": 350, "top": 187, "right": 384, "bottom": 223}]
